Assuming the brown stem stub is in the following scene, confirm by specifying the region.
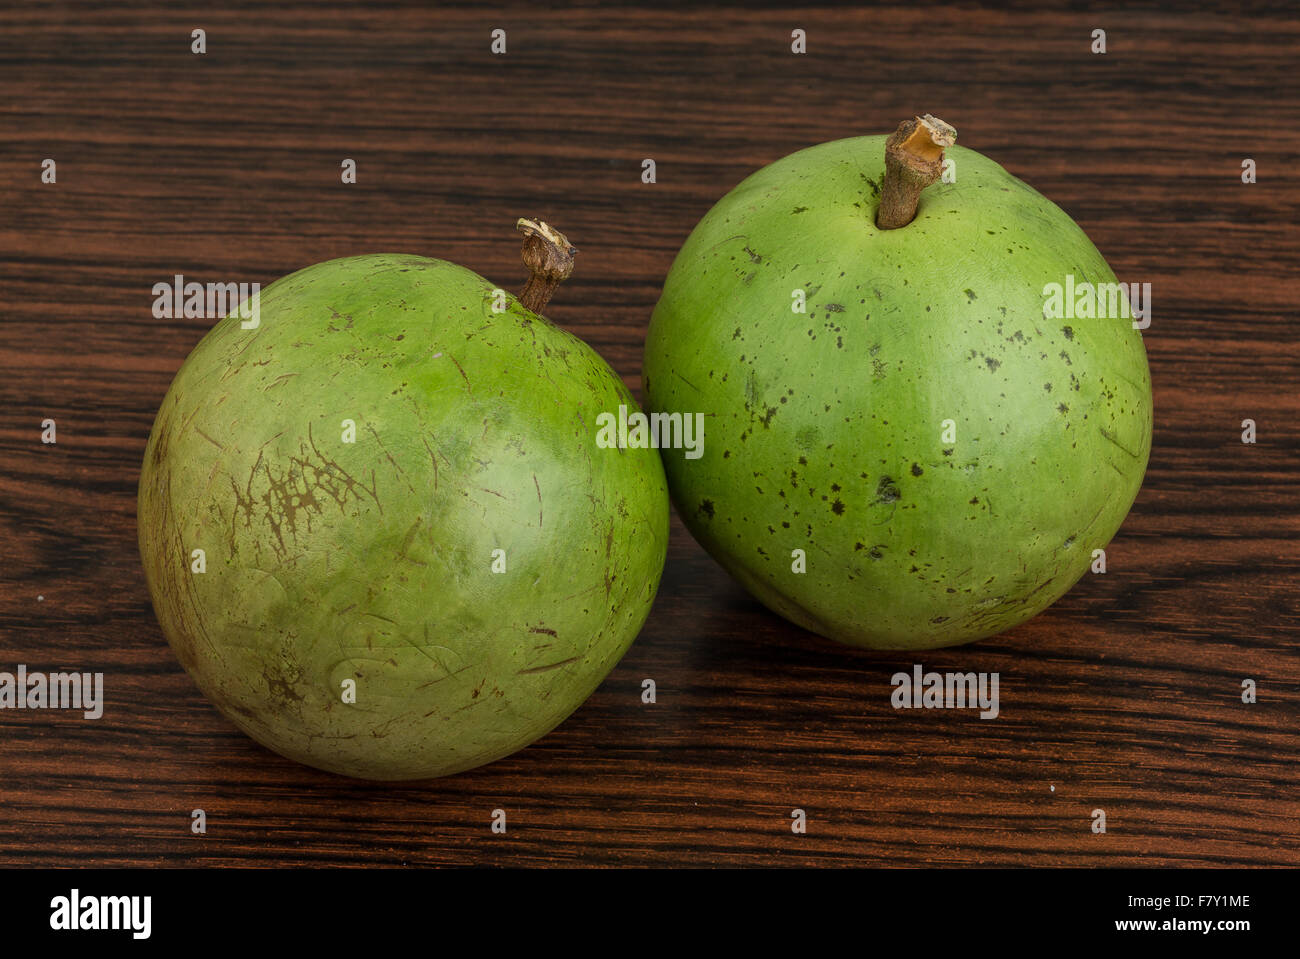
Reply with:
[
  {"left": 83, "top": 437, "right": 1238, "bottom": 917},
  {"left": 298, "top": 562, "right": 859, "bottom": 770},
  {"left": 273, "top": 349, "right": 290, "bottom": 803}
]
[
  {"left": 876, "top": 114, "right": 957, "bottom": 230},
  {"left": 516, "top": 218, "right": 576, "bottom": 315}
]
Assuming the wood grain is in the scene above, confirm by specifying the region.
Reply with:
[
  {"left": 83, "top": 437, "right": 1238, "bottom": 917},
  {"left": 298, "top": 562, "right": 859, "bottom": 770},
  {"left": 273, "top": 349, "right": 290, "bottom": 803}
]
[{"left": 0, "top": 2, "right": 1296, "bottom": 867}]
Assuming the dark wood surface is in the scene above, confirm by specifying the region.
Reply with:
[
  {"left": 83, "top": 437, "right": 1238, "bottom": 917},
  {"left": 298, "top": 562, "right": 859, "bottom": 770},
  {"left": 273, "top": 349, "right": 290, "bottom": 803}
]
[{"left": 1, "top": 2, "right": 1296, "bottom": 867}]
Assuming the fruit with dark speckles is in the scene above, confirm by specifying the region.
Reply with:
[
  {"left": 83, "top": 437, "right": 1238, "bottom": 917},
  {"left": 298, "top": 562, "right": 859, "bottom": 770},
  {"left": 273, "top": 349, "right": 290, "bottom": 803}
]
[
  {"left": 643, "top": 120, "right": 1152, "bottom": 650},
  {"left": 140, "top": 222, "right": 669, "bottom": 777}
]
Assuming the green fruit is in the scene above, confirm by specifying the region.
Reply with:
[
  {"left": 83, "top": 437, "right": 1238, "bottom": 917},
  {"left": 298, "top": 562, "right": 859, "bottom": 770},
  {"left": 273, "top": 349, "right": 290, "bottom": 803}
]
[
  {"left": 644, "top": 117, "right": 1152, "bottom": 650},
  {"left": 139, "top": 221, "right": 669, "bottom": 779}
]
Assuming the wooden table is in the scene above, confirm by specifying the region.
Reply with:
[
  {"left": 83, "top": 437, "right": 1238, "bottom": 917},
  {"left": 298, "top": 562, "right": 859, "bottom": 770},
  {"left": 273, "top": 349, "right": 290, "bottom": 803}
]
[{"left": 1, "top": 2, "right": 1296, "bottom": 867}]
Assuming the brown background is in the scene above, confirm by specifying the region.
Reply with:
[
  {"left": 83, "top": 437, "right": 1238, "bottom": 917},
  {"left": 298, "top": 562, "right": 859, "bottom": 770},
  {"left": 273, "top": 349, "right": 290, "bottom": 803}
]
[{"left": 0, "top": 2, "right": 1296, "bottom": 867}]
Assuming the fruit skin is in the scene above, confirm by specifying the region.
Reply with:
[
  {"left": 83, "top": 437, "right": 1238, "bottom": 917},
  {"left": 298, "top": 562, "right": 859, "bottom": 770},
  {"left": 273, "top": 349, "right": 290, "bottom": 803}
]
[
  {"left": 139, "top": 253, "right": 669, "bottom": 779},
  {"left": 644, "top": 136, "right": 1152, "bottom": 650}
]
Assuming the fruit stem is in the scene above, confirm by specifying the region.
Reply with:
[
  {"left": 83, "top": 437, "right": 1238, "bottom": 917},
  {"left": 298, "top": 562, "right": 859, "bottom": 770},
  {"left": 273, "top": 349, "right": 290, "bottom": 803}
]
[
  {"left": 876, "top": 115, "right": 957, "bottom": 230},
  {"left": 516, "top": 218, "right": 577, "bottom": 314}
]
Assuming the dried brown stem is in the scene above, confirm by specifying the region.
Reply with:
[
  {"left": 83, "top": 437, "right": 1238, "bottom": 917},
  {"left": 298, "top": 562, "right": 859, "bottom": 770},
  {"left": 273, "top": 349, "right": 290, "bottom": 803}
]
[
  {"left": 876, "top": 115, "right": 957, "bottom": 230},
  {"left": 516, "top": 218, "right": 576, "bottom": 314}
]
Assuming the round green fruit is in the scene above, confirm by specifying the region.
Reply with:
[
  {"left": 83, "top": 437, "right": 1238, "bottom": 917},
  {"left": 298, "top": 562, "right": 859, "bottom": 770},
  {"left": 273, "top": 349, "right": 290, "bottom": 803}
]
[
  {"left": 644, "top": 117, "right": 1152, "bottom": 650},
  {"left": 139, "top": 220, "right": 669, "bottom": 779}
]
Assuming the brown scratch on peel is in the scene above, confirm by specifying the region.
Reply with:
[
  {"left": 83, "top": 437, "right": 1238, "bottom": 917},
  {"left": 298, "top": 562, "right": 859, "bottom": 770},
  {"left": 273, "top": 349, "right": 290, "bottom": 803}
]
[
  {"left": 516, "top": 656, "right": 579, "bottom": 674},
  {"left": 194, "top": 427, "right": 225, "bottom": 451},
  {"left": 533, "top": 473, "right": 543, "bottom": 527},
  {"left": 258, "top": 428, "right": 288, "bottom": 450},
  {"left": 395, "top": 517, "right": 428, "bottom": 567},
  {"left": 672, "top": 369, "right": 703, "bottom": 393},
  {"left": 448, "top": 354, "right": 472, "bottom": 393},
  {"left": 367, "top": 423, "right": 414, "bottom": 493},
  {"left": 177, "top": 404, "right": 202, "bottom": 440},
  {"left": 417, "top": 664, "right": 472, "bottom": 689},
  {"left": 558, "top": 583, "right": 602, "bottom": 602},
  {"left": 421, "top": 436, "right": 440, "bottom": 492},
  {"left": 1099, "top": 426, "right": 1141, "bottom": 459},
  {"left": 602, "top": 525, "right": 614, "bottom": 598}
]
